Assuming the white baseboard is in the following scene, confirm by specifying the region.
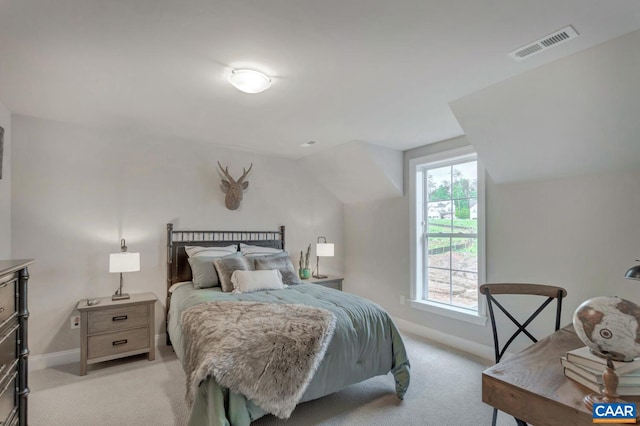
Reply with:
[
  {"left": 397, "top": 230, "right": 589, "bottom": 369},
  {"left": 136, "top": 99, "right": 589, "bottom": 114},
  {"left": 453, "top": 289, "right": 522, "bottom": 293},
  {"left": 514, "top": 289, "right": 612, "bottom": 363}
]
[
  {"left": 32, "top": 323, "right": 497, "bottom": 370},
  {"left": 392, "top": 316, "right": 495, "bottom": 363},
  {"left": 30, "top": 348, "right": 80, "bottom": 371},
  {"left": 30, "top": 334, "right": 168, "bottom": 371}
]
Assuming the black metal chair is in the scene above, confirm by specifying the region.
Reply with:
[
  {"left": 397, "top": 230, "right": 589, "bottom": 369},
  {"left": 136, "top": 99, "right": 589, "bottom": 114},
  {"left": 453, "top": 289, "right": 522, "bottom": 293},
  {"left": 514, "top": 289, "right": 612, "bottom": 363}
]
[{"left": 479, "top": 283, "right": 567, "bottom": 426}]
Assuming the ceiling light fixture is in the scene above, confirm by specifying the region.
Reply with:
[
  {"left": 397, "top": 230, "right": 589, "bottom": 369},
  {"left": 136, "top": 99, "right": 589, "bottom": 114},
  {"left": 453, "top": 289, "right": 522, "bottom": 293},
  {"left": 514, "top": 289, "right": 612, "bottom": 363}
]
[{"left": 228, "top": 69, "right": 272, "bottom": 94}]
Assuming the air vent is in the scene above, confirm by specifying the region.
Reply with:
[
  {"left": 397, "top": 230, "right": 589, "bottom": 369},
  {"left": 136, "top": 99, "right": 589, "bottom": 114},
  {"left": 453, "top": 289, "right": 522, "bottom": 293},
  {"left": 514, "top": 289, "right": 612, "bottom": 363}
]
[{"left": 509, "top": 26, "right": 579, "bottom": 61}]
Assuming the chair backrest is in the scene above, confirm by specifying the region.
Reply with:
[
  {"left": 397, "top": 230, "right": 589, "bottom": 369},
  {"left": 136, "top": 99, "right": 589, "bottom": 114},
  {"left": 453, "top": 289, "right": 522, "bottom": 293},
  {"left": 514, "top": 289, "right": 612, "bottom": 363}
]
[{"left": 479, "top": 283, "right": 567, "bottom": 363}]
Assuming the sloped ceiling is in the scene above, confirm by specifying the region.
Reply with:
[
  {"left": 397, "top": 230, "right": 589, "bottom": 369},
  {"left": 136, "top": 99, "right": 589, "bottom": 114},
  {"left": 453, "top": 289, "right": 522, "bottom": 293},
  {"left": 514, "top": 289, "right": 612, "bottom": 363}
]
[
  {"left": 298, "top": 141, "right": 402, "bottom": 204},
  {"left": 450, "top": 29, "right": 640, "bottom": 184},
  {"left": 2, "top": 1, "right": 640, "bottom": 159}
]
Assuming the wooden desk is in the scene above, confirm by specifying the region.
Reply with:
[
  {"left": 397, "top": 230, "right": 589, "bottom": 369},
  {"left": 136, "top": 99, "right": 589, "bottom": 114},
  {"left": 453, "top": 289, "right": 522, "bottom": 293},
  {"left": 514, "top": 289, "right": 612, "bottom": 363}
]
[{"left": 482, "top": 324, "right": 640, "bottom": 426}]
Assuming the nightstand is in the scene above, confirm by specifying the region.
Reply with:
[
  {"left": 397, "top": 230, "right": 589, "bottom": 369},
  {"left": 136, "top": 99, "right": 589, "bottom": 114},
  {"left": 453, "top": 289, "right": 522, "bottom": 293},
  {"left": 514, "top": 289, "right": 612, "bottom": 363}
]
[
  {"left": 307, "top": 275, "right": 343, "bottom": 291},
  {"left": 76, "top": 292, "right": 156, "bottom": 376}
]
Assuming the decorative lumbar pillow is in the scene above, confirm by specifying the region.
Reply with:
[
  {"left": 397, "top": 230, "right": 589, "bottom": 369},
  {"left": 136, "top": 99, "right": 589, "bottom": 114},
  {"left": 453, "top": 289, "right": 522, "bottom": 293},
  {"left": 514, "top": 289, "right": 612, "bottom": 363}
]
[
  {"left": 231, "top": 270, "right": 284, "bottom": 293},
  {"left": 213, "top": 252, "right": 255, "bottom": 292},
  {"left": 185, "top": 245, "right": 238, "bottom": 258},
  {"left": 239, "top": 243, "right": 284, "bottom": 257},
  {"left": 253, "top": 252, "right": 301, "bottom": 285}
]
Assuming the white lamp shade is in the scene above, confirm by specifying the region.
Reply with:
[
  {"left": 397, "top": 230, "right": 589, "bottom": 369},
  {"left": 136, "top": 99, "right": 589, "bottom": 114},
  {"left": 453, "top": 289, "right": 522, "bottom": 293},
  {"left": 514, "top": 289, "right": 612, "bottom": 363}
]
[
  {"left": 316, "top": 243, "right": 334, "bottom": 257},
  {"left": 228, "top": 69, "right": 272, "bottom": 94},
  {"left": 109, "top": 252, "right": 140, "bottom": 273}
]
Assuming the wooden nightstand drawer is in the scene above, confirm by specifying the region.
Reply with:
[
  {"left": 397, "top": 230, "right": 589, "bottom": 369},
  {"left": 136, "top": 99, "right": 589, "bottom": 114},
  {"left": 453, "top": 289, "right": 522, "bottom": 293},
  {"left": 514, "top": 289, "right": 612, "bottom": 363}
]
[
  {"left": 88, "top": 304, "right": 149, "bottom": 335},
  {"left": 307, "top": 275, "right": 343, "bottom": 291},
  {"left": 88, "top": 327, "right": 149, "bottom": 360}
]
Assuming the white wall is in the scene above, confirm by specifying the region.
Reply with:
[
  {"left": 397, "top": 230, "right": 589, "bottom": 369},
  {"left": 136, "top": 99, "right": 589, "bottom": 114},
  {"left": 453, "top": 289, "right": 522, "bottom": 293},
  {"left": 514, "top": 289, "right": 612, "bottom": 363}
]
[
  {"left": 0, "top": 102, "right": 10, "bottom": 258},
  {"left": 451, "top": 29, "right": 640, "bottom": 184},
  {"left": 345, "top": 136, "right": 640, "bottom": 357},
  {"left": 11, "top": 115, "right": 344, "bottom": 356}
]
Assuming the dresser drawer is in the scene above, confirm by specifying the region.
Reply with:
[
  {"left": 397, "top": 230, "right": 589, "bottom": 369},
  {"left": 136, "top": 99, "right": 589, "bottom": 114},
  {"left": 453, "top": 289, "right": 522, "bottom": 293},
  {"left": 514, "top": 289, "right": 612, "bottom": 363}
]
[
  {"left": 0, "top": 275, "right": 16, "bottom": 325},
  {"left": 0, "top": 325, "right": 18, "bottom": 368},
  {"left": 0, "top": 369, "right": 17, "bottom": 425},
  {"left": 88, "top": 304, "right": 149, "bottom": 335},
  {"left": 3, "top": 408, "right": 18, "bottom": 426},
  {"left": 87, "top": 327, "right": 149, "bottom": 360}
]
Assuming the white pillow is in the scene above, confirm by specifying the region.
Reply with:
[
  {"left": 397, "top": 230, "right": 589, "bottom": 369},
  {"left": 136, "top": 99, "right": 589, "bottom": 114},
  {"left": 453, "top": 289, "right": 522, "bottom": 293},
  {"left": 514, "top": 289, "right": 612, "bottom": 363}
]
[
  {"left": 231, "top": 269, "right": 284, "bottom": 293},
  {"left": 185, "top": 245, "right": 238, "bottom": 258},
  {"left": 168, "top": 281, "right": 192, "bottom": 293},
  {"left": 239, "top": 243, "right": 283, "bottom": 257}
]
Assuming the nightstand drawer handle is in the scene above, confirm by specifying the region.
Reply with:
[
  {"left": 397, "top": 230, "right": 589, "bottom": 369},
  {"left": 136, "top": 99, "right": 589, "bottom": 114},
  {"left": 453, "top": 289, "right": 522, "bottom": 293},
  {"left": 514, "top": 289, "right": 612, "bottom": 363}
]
[
  {"left": 112, "top": 315, "right": 128, "bottom": 322},
  {"left": 0, "top": 308, "right": 4, "bottom": 314},
  {"left": 112, "top": 339, "right": 128, "bottom": 346}
]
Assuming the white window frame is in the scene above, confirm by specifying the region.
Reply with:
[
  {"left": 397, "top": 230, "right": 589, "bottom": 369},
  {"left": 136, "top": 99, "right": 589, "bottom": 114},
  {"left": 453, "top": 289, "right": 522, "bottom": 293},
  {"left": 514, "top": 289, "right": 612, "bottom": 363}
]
[{"left": 409, "top": 146, "right": 487, "bottom": 326}]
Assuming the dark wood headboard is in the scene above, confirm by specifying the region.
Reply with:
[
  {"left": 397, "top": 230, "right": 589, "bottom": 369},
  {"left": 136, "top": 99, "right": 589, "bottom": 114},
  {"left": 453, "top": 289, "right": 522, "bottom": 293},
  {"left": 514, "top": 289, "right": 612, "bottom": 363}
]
[{"left": 165, "top": 223, "right": 285, "bottom": 345}]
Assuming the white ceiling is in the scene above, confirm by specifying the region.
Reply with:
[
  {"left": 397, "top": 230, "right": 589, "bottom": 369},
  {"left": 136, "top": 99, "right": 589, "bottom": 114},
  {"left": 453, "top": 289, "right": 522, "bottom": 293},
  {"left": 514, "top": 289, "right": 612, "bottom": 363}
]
[{"left": 1, "top": 0, "right": 640, "bottom": 159}]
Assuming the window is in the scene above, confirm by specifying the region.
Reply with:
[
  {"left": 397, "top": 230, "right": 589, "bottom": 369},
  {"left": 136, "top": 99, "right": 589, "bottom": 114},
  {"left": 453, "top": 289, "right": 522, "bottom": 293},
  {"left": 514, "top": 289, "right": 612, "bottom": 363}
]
[{"left": 409, "top": 146, "right": 486, "bottom": 324}]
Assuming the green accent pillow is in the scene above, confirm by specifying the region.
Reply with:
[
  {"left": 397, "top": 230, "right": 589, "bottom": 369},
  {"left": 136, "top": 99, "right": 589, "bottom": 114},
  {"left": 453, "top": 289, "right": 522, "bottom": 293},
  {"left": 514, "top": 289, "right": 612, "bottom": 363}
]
[{"left": 188, "top": 256, "right": 221, "bottom": 289}]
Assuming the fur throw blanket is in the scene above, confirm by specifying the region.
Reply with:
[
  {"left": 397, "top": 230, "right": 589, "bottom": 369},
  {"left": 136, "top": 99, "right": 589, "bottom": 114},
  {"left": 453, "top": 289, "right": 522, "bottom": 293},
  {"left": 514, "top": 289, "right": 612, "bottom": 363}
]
[{"left": 181, "top": 301, "right": 336, "bottom": 419}]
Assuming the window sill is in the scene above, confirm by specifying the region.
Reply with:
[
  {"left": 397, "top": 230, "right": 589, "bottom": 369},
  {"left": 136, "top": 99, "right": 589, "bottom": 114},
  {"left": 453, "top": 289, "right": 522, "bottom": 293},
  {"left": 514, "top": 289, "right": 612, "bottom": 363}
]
[{"left": 409, "top": 299, "right": 487, "bottom": 326}]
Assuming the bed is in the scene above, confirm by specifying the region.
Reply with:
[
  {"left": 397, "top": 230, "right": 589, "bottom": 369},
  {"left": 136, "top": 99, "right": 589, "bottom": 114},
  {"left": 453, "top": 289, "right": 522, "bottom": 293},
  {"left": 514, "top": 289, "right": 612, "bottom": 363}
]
[{"left": 165, "top": 223, "right": 411, "bottom": 426}]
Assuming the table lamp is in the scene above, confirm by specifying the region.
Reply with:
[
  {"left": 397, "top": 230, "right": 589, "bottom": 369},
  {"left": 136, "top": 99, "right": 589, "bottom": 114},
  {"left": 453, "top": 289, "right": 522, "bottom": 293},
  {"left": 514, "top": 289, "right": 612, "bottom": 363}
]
[
  {"left": 109, "top": 239, "right": 140, "bottom": 300},
  {"left": 313, "top": 236, "right": 334, "bottom": 279},
  {"left": 624, "top": 261, "right": 640, "bottom": 280}
]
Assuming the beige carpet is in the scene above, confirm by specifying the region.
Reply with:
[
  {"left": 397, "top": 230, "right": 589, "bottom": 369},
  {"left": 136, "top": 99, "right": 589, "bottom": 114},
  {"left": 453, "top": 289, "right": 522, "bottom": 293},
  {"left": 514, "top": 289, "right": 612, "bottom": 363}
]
[{"left": 30, "top": 333, "right": 513, "bottom": 426}]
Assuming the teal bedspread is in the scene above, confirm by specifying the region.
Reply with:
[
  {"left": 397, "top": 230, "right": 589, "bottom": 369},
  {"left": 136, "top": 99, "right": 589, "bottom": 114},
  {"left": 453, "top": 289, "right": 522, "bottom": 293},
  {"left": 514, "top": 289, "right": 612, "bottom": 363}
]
[{"left": 168, "top": 283, "right": 411, "bottom": 426}]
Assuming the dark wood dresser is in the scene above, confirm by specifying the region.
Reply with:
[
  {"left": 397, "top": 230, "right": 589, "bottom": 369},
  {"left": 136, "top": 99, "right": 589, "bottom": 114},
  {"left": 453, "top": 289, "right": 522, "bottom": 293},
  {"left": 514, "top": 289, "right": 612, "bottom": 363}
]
[{"left": 0, "top": 260, "right": 33, "bottom": 426}]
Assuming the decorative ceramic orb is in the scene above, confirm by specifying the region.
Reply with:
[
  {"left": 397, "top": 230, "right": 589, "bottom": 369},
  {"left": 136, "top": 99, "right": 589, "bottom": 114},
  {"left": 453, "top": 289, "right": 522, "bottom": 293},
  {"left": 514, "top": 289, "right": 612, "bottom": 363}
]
[{"left": 573, "top": 296, "right": 640, "bottom": 362}]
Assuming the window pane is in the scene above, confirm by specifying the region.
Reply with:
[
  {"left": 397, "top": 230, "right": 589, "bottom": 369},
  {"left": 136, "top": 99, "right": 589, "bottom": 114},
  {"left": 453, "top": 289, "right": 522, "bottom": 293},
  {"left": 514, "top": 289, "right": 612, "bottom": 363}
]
[
  {"left": 427, "top": 237, "right": 450, "bottom": 269},
  {"left": 427, "top": 166, "right": 451, "bottom": 202},
  {"left": 451, "top": 238, "right": 477, "bottom": 272},
  {"left": 426, "top": 267, "right": 450, "bottom": 304},
  {"left": 452, "top": 161, "right": 477, "bottom": 226},
  {"left": 451, "top": 271, "right": 478, "bottom": 309},
  {"left": 452, "top": 162, "right": 476, "bottom": 200},
  {"left": 426, "top": 202, "right": 452, "bottom": 233},
  {"left": 452, "top": 214, "right": 477, "bottom": 234}
]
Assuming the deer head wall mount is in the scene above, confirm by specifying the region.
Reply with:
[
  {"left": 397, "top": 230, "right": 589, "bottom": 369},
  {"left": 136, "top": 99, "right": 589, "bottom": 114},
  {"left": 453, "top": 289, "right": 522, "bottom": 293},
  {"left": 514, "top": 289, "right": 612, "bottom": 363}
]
[{"left": 217, "top": 161, "right": 253, "bottom": 210}]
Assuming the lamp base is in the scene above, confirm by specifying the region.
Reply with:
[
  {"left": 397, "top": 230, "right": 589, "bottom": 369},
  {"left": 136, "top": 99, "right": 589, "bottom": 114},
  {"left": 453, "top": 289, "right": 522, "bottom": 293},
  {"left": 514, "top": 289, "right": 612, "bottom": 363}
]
[
  {"left": 312, "top": 274, "right": 328, "bottom": 279},
  {"left": 112, "top": 293, "right": 130, "bottom": 301}
]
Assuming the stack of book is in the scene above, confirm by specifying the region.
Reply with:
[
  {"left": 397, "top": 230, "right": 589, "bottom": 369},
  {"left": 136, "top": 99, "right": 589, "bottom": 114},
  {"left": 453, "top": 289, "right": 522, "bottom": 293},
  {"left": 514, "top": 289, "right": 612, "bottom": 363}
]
[{"left": 561, "top": 346, "right": 640, "bottom": 395}]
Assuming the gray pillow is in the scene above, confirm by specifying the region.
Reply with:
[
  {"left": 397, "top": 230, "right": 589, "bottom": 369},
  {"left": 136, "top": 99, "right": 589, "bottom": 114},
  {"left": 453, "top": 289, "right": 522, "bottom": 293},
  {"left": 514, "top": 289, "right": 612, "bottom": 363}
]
[
  {"left": 253, "top": 252, "right": 301, "bottom": 285},
  {"left": 213, "top": 252, "right": 255, "bottom": 292},
  {"left": 188, "top": 256, "right": 221, "bottom": 289}
]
